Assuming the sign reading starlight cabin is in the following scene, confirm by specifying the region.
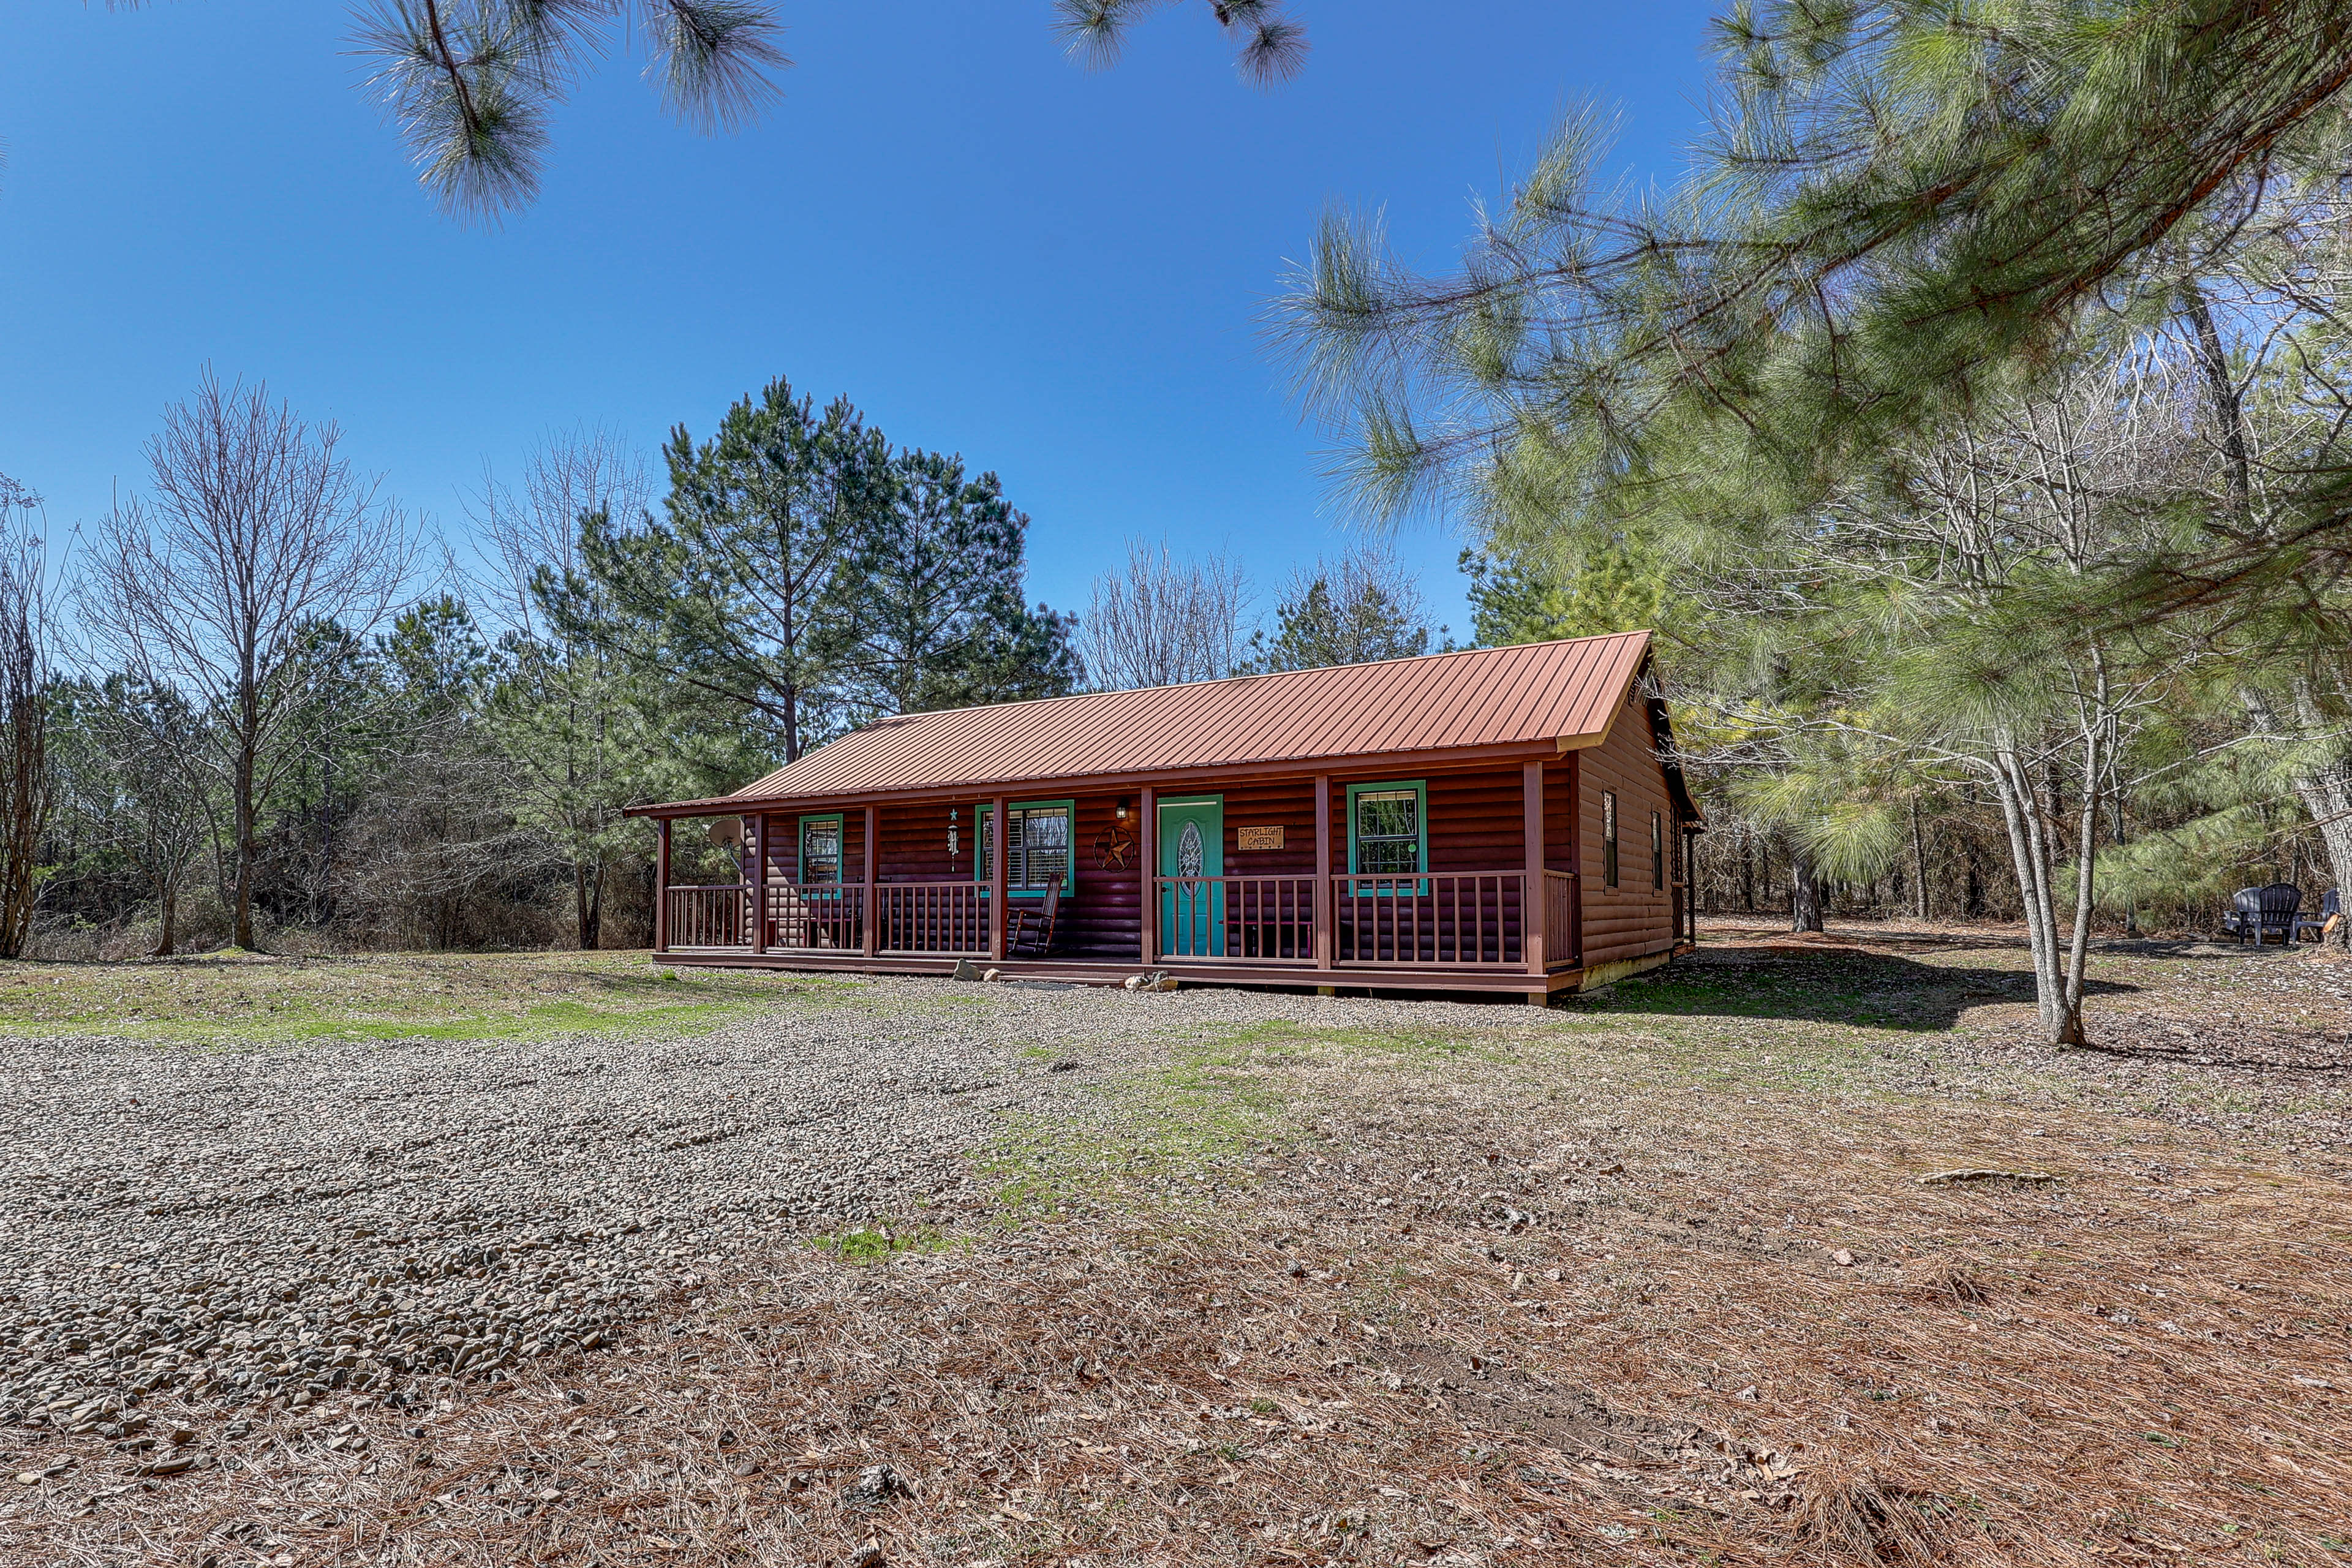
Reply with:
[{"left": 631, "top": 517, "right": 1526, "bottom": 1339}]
[{"left": 632, "top": 631, "right": 1700, "bottom": 1001}]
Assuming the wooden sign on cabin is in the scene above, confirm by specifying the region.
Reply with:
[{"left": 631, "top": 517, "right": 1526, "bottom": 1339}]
[{"left": 1236, "top": 825, "right": 1284, "bottom": 851}]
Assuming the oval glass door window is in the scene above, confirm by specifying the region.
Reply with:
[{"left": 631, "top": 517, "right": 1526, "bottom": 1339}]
[{"left": 1177, "top": 820, "right": 1204, "bottom": 878}]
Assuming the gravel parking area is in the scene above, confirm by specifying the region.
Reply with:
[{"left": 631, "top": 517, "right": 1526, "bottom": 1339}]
[
  {"left": 7, "top": 936, "right": 2343, "bottom": 1444},
  {"left": 5, "top": 943, "right": 2350, "bottom": 1564},
  {"left": 0, "top": 976, "right": 1180, "bottom": 1428}
]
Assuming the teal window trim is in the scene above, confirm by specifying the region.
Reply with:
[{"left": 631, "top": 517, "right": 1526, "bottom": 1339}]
[
  {"left": 796, "top": 812, "right": 844, "bottom": 886},
  {"left": 975, "top": 799, "right": 1075, "bottom": 896},
  {"left": 1346, "top": 778, "right": 1428, "bottom": 895}
]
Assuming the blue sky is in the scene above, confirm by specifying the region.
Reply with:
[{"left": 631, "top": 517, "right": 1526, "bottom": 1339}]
[{"left": 1, "top": 1, "right": 1721, "bottom": 642}]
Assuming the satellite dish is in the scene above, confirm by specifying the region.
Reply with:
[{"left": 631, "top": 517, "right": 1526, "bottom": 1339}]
[{"left": 709, "top": 817, "right": 745, "bottom": 850}]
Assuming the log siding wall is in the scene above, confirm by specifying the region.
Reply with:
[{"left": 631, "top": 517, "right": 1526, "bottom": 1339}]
[{"left": 1579, "top": 692, "right": 1678, "bottom": 968}]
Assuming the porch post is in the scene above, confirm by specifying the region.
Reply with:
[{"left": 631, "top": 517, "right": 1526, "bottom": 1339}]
[
  {"left": 987, "top": 793, "right": 1008, "bottom": 963},
  {"left": 749, "top": 812, "right": 767, "bottom": 956},
  {"left": 862, "top": 805, "right": 879, "bottom": 958},
  {"left": 1312, "top": 774, "right": 1332, "bottom": 974},
  {"left": 1523, "top": 760, "right": 1546, "bottom": 981},
  {"left": 1567, "top": 750, "right": 1583, "bottom": 968},
  {"left": 1138, "top": 786, "right": 1157, "bottom": 965},
  {"left": 654, "top": 817, "right": 671, "bottom": 953}
]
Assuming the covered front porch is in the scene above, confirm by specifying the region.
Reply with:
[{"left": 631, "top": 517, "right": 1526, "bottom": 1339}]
[{"left": 649, "top": 764, "right": 1597, "bottom": 1000}]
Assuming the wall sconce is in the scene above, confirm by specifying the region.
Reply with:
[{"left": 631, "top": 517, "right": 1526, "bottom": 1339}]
[{"left": 1115, "top": 798, "right": 1131, "bottom": 823}]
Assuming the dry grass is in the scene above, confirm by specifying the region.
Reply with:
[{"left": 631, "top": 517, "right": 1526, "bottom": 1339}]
[
  {"left": 8, "top": 938, "right": 2352, "bottom": 1566},
  {"left": 0, "top": 951, "right": 843, "bottom": 1043}
]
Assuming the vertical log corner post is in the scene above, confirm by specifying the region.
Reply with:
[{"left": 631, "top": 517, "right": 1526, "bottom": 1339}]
[
  {"left": 862, "top": 805, "right": 880, "bottom": 958},
  {"left": 1567, "top": 750, "right": 1583, "bottom": 970},
  {"left": 1312, "top": 774, "right": 1332, "bottom": 973},
  {"left": 987, "top": 793, "right": 1009, "bottom": 963},
  {"left": 1137, "top": 786, "right": 1157, "bottom": 965},
  {"left": 1522, "top": 759, "right": 1546, "bottom": 980},
  {"left": 654, "top": 816, "right": 672, "bottom": 954},
  {"left": 749, "top": 813, "right": 767, "bottom": 956}
]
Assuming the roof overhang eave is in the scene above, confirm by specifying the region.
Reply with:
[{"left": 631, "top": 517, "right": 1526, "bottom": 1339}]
[{"left": 625, "top": 737, "right": 1574, "bottom": 819}]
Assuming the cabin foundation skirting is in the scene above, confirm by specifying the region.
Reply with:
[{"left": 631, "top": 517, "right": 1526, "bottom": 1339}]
[
  {"left": 1574, "top": 948, "right": 1681, "bottom": 991},
  {"left": 660, "top": 947, "right": 1595, "bottom": 998}
]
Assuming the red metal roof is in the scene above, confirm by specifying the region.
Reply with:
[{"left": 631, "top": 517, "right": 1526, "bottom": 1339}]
[{"left": 677, "top": 631, "right": 1652, "bottom": 811}]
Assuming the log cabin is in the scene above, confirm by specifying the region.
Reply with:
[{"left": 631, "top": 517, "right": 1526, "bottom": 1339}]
[{"left": 630, "top": 630, "right": 1700, "bottom": 1001}]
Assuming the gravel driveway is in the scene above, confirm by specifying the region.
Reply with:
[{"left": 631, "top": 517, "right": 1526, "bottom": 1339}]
[{"left": 0, "top": 976, "right": 1171, "bottom": 1428}]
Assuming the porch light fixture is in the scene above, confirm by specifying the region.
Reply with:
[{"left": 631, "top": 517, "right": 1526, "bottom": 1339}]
[{"left": 1115, "top": 798, "right": 1131, "bottom": 822}]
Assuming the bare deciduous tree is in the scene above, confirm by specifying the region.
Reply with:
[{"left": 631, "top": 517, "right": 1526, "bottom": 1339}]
[
  {"left": 1079, "top": 539, "right": 1249, "bottom": 690},
  {"left": 82, "top": 372, "right": 416, "bottom": 951},
  {"left": 469, "top": 427, "right": 657, "bottom": 948},
  {"left": 84, "top": 678, "right": 213, "bottom": 957},
  {"left": 470, "top": 424, "right": 652, "bottom": 639},
  {"left": 1250, "top": 543, "right": 1435, "bottom": 672},
  {"left": 0, "top": 476, "right": 53, "bottom": 959}
]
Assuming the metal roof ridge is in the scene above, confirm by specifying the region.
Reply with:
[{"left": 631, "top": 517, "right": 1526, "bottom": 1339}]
[{"left": 821, "top": 629, "right": 1653, "bottom": 734}]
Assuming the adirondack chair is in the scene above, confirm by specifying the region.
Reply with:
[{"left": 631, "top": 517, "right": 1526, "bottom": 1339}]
[
  {"left": 1004, "top": 877, "right": 1063, "bottom": 959},
  {"left": 2296, "top": 888, "right": 2342, "bottom": 943},
  {"left": 2222, "top": 883, "right": 2302, "bottom": 945}
]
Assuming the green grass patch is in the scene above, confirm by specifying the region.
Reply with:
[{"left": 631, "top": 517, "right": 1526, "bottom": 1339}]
[
  {"left": 0, "top": 951, "right": 850, "bottom": 1045},
  {"left": 978, "top": 1038, "right": 1294, "bottom": 1224},
  {"left": 813, "top": 1226, "right": 954, "bottom": 1264}
]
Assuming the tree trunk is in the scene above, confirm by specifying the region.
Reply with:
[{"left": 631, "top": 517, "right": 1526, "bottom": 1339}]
[
  {"left": 153, "top": 879, "right": 178, "bottom": 959},
  {"left": 2185, "top": 282, "right": 2350, "bottom": 946},
  {"left": 0, "top": 606, "right": 47, "bottom": 962},
  {"left": 1789, "top": 849, "right": 1824, "bottom": 933},
  {"left": 1910, "top": 801, "right": 1929, "bottom": 921},
  {"left": 233, "top": 739, "right": 258, "bottom": 951},
  {"left": 582, "top": 861, "right": 605, "bottom": 951},
  {"left": 1991, "top": 739, "right": 2087, "bottom": 1047},
  {"left": 2244, "top": 682, "right": 2352, "bottom": 946}
]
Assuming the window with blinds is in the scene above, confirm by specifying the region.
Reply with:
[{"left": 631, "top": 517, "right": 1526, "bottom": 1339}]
[{"left": 981, "top": 802, "right": 1072, "bottom": 891}]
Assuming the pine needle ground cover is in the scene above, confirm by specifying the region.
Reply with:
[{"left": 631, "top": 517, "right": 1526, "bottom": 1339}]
[
  {"left": 6, "top": 935, "right": 2350, "bottom": 1566},
  {"left": 0, "top": 952, "right": 847, "bottom": 1044}
]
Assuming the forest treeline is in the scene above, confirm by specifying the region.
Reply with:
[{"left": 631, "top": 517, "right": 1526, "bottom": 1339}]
[{"left": 0, "top": 374, "right": 1458, "bottom": 960}]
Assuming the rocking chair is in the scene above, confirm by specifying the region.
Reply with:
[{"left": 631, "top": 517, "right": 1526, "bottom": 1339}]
[{"left": 1004, "top": 877, "right": 1063, "bottom": 959}]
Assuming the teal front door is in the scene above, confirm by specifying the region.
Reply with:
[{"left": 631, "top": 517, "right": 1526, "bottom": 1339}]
[{"left": 1158, "top": 796, "right": 1224, "bottom": 957}]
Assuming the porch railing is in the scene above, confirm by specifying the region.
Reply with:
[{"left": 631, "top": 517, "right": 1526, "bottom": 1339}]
[
  {"left": 665, "top": 881, "right": 987, "bottom": 957},
  {"left": 1154, "top": 876, "right": 1317, "bottom": 964},
  {"left": 667, "top": 884, "right": 749, "bottom": 949},
  {"left": 677, "top": 871, "right": 1583, "bottom": 973},
  {"left": 1545, "top": 870, "right": 1578, "bottom": 970},
  {"left": 1150, "top": 873, "right": 1578, "bottom": 972},
  {"left": 1330, "top": 873, "right": 1526, "bottom": 969},
  {"left": 873, "top": 881, "right": 989, "bottom": 958},
  {"left": 763, "top": 883, "right": 864, "bottom": 952}
]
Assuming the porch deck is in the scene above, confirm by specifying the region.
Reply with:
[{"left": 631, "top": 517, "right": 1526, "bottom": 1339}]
[{"left": 657, "top": 870, "right": 1623, "bottom": 998}]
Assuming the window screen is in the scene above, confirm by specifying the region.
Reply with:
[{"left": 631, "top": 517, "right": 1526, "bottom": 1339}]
[
  {"left": 1602, "top": 791, "right": 1619, "bottom": 889},
  {"left": 801, "top": 818, "right": 842, "bottom": 884},
  {"left": 1651, "top": 811, "right": 1665, "bottom": 890},
  {"left": 1353, "top": 789, "right": 1422, "bottom": 875}
]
